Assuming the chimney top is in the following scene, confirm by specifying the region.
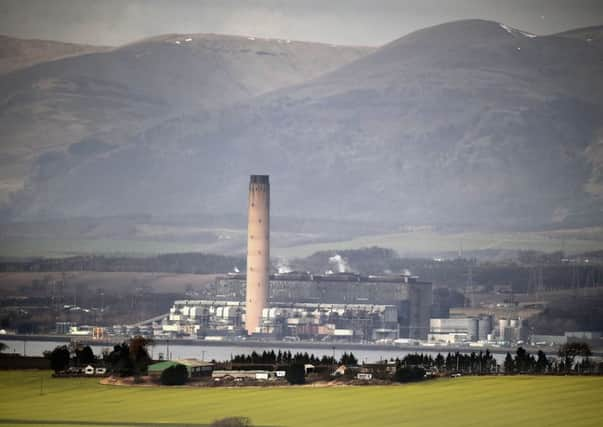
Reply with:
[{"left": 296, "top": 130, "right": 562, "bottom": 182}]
[{"left": 250, "top": 175, "right": 269, "bottom": 184}]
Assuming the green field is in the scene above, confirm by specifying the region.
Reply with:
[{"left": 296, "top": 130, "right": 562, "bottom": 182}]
[
  {"left": 0, "top": 372, "right": 602, "bottom": 427},
  {"left": 3, "top": 226, "right": 603, "bottom": 259}
]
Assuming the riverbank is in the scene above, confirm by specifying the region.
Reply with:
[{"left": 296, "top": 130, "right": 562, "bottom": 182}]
[{"left": 0, "top": 333, "right": 576, "bottom": 357}]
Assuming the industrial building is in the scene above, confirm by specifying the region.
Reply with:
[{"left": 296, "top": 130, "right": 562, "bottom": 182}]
[
  {"left": 498, "top": 318, "right": 526, "bottom": 343},
  {"left": 428, "top": 316, "right": 493, "bottom": 343},
  {"left": 427, "top": 316, "right": 529, "bottom": 345},
  {"left": 152, "top": 175, "right": 432, "bottom": 342},
  {"left": 160, "top": 298, "right": 408, "bottom": 341},
  {"left": 158, "top": 270, "right": 432, "bottom": 341},
  {"left": 221, "top": 271, "right": 431, "bottom": 339}
]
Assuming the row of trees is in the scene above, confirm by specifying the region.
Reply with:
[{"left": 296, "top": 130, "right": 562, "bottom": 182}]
[
  {"left": 231, "top": 350, "right": 357, "bottom": 366},
  {"left": 504, "top": 343, "right": 596, "bottom": 374},
  {"left": 392, "top": 351, "right": 498, "bottom": 375},
  {"left": 230, "top": 345, "right": 600, "bottom": 376},
  {"left": 44, "top": 344, "right": 96, "bottom": 373}
]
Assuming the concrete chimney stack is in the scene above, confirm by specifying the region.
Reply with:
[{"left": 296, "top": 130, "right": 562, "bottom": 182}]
[{"left": 245, "top": 175, "right": 270, "bottom": 334}]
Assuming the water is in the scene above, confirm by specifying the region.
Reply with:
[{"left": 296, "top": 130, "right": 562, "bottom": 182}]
[{"left": 2, "top": 339, "right": 509, "bottom": 364}]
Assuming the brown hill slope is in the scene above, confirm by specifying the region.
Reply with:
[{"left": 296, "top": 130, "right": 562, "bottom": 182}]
[
  {"left": 0, "top": 35, "right": 109, "bottom": 75},
  {"left": 0, "top": 34, "right": 373, "bottom": 203}
]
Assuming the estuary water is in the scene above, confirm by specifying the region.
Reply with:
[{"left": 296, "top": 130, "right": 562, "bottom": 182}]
[{"left": 2, "top": 338, "right": 509, "bottom": 364}]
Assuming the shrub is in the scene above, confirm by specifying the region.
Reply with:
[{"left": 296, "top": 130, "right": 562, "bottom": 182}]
[
  {"left": 160, "top": 364, "right": 188, "bottom": 385},
  {"left": 46, "top": 345, "right": 71, "bottom": 373},
  {"left": 211, "top": 417, "right": 253, "bottom": 427},
  {"left": 286, "top": 363, "right": 306, "bottom": 385},
  {"left": 393, "top": 366, "right": 426, "bottom": 383}
]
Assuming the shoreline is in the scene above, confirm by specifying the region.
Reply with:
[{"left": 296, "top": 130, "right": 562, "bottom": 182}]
[{"left": 0, "top": 333, "right": 588, "bottom": 356}]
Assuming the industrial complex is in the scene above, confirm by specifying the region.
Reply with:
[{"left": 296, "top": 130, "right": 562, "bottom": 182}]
[
  {"left": 45, "top": 174, "right": 595, "bottom": 350},
  {"left": 145, "top": 175, "right": 426, "bottom": 342}
]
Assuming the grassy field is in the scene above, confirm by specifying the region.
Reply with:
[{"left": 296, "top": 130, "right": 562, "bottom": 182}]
[
  {"left": 276, "top": 228, "right": 603, "bottom": 258},
  {"left": 0, "top": 371, "right": 602, "bottom": 427},
  {"left": 2, "top": 227, "right": 603, "bottom": 259},
  {"left": 0, "top": 271, "right": 217, "bottom": 294}
]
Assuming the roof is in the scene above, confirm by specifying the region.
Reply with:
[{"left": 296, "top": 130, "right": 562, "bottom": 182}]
[
  {"left": 148, "top": 361, "right": 183, "bottom": 372},
  {"left": 175, "top": 359, "right": 214, "bottom": 368}
]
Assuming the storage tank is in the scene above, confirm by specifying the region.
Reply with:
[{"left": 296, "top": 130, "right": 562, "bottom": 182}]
[
  {"left": 499, "top": 319, "right": 509, "bottom": 338},
  {"left": 478, "top": 316, "right": 493, "bottom": 341},
  {"left": 467, "top": 318, "right": 479, "bottom": 341}
]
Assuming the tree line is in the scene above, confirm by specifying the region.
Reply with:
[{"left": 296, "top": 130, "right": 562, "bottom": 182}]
[
  {"left": 231, "top": 350, "right": 357, "bottom": 366},
  {"left": 43, "top": 341, "right": 600, "bottom": 380},
  {"left": 503, "top": 342, "right": 598, "bottom": 374},
  {"left": 45, "top": 336, "right": 153, "bottom": 377},
  {"left": 0, "top": 253, "right": 245, "bottom": 274}
]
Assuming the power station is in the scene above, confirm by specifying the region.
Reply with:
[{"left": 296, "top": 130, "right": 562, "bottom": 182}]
[
  {"left": 235, "top": 173, "right": 432, "bottom": 339},
  {"left": 245, "top": 175, "right": 270, "bottom": 334}
]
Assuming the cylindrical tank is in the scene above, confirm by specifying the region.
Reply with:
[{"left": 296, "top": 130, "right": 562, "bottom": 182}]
[
  {"left": 498, "top": 319, "right": 509, "bottom": 338},
  {"left": 478, "top": 316, "right": 492, "bottom": 341},
  {"left": 245, "top": 175, "right": 270, "bottom": 334},
  {"left": 467, "top": 318, "right": 479, "bottom": 341}
]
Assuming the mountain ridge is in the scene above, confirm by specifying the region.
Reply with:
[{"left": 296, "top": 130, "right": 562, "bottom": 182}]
[{"left": 2, "top": 20, "right": 603, "bottom": 229}]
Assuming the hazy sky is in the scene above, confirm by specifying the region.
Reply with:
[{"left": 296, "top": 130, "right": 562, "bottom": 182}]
[{"left": 1, "top": 0, "right": 602, "bottom": 46}]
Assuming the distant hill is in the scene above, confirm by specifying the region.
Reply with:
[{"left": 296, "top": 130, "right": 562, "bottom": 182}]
[
  {"left": 0, "top": 34, "right": 372, "bottom": 205},
  {"left": 2, "top": 21, "right": 603, "bottom": 230},
  {"left": 0, "top": 35, "right": 109, "bottom": 75},
  {"left": 556, "top": 25, "right": 603, "bottom": 50}
]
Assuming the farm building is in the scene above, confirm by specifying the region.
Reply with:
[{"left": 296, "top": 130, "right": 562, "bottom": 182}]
[
  {"left": 148, "top": 359, "right": 213, "bottom": 378},
  {"left": 212, "top": 370, "right": 276, "bottom": 381}
]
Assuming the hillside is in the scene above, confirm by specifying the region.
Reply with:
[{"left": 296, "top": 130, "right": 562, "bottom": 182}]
[
  {"left": 556, "top": 25, "right": 603, "bottom": 50},
  {"left": 0, "top": 35, "right": 109, "bottom": 75},
  {"left": 2, "top": 20, "right": 603, "bottom": 231},
  {"left": 0, "top": 34, "right": 373, "bottom": 204}
]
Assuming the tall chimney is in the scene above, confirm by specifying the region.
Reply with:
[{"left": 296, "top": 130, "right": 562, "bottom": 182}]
[{"left": 245, "top": 175, "right": 270, "bottom": 334}]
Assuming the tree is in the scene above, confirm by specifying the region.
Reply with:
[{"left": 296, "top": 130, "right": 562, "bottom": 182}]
[
  {"left": 434, "top": 353, "right": 445, "bottom": 371},
  {"left": 285, "top": 363, "right": 306, "bottom": 385},
  {"left": 515, "top": 347, "right": 533, "bottom": 373},
  {"left": 504, "top": 352, "right": 515, "bottom": 374},
  {"left": 75, "top": 346, "right": 95, "bottom": 366},
  {"left": 128, "top": 336, "right": 153, "bottom": 376},
  {"left": 46, "top": 345, "right": 71, "bottom": 373},
  {"left": 535, "top": 350, "right": 548, "bottom": 373},
  {"left": 160, "top": 364, "right": 188, "bottom": 386},
  {"left": 107, "top": 343, "right": 133, "bottom": 376},
  {"left": 340, "top": 352, "right": 358, "bottom": 366},
  {"left": 558, "top": 342, "right": 592, "bottom": 373}
]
